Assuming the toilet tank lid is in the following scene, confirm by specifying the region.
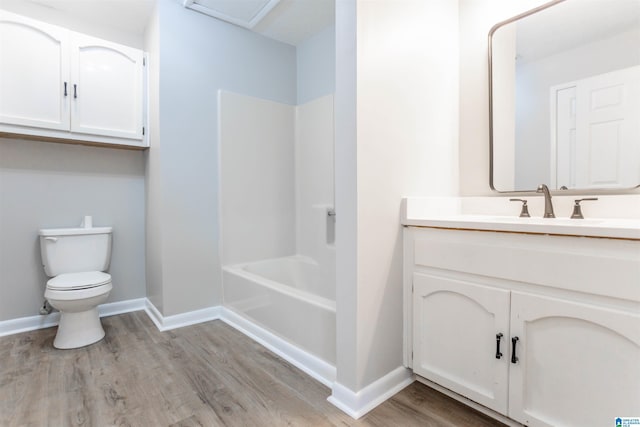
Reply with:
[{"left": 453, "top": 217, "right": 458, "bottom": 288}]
[{"left": 39, "top": 227, "right": 112, "bottom": 237}]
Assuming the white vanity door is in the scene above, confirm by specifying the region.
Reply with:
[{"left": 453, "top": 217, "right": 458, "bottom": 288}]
[
  {"left": 0, "top": 11, "right": 70, "bottom": 130},
  {"left": 70, "top": 33, "right": 143, "bottom": 140},
  {"left": 509, "top": 292, "right": 640, "bottom": 427},
  {"left": 413, "top": 273, "right": 511, "bottom": 415}
]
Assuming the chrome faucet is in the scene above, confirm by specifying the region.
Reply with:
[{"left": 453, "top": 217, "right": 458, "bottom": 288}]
[{"left": 536, "top": 184, "right": 555, "bottom": 218}]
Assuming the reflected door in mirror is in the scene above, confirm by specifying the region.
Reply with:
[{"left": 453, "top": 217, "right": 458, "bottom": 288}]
[{"left": 553, "top": 66, "right": 640, "bottom": 189}]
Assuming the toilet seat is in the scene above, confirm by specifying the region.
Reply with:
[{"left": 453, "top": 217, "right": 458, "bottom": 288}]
[
  {"left": 45, "top": 281, "right": 112, "bottom": 302},
  {"left": 47, "top": 271, "right": 111, "bottom": 291}
]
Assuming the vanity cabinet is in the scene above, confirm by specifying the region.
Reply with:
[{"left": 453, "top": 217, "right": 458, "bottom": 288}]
[
  {"left": 0, "top": 10, "right": 146, "bottom": 148},
  {"left": 405, "top": 227, "right": 640, "bottom": 427},
  {"left": 413, "top": 274, "right": 510, "bottom": 414},
  {"left": 509, "top": 292, "right": 639, "bottom": 426}
]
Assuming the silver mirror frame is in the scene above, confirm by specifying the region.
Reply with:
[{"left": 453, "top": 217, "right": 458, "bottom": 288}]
[{"left": 487, "top": 0, "right": 640, "bottom": 195}]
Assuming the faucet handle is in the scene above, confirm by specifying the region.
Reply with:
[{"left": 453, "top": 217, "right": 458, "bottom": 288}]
[
  {"left": 570, "top": 198, "right": 598, "bottom": 219},
  {"left": 509, "top": 198, "right": 531, "bottom": 218}
]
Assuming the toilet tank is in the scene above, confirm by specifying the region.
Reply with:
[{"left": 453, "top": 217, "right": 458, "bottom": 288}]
[{"left": 39, "top": 227, "right": 113, "bottom": 277}]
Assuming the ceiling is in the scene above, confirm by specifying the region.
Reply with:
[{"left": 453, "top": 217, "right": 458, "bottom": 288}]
[
  {"left": 25, "top": 0, "right": 156, "bottom": 35},
  {"left": 24, "top": 0, "right": 334, "bottom": 46},
  {"left": 253, "top": 0, "right": 334, "bottom": 45}
]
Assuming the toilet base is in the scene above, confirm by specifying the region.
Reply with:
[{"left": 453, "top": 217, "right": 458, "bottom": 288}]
[{"left": 53, "top": 307, "right": 106, "bottom": 349}]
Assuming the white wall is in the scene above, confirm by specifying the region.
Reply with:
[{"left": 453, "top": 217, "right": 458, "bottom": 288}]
[
  {"left": 219, "top": 91, "right": 335, "bottom": 286},
  {"left": 219, "top": 92, "right": 295, "bottom": 265},
  {"left": 296, "top": 20, "right": 336, "bottom": 291},
  {"left": 334, "top": 0, "right": 459, "bottom": 394},
  {"left": 458, "top": 0, "right": 548, "bottom": 196},
  {"left": 297, "top": 25, "right": 336, "bottom": 105},
  {"left": 295, "top": 95, "right": 335, "bottom": 288},
  {"left": 0, "top": 139, "right": 146, "bottom": 321},
  {"left": 148, "top": 0, "right": 297, "bottom": 316}
]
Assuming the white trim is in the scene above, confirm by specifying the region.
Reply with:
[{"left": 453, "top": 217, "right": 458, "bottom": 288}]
[
  {"left": 184, "top": 0, "right": 281, "bottom": 29},
  {"left": 0, "top": 312, "right": 60, "bottom": 337},
  {"left": 143, "top": 298, "right": 164, "bottom": 330},
  {"left": 327, "top": 366, "right": 414, "bottom": 419},
  {"left": 219, "top": 307, "right": 336, "bottom": 388},
  {"left": 0, "top": 297, "right": 146, "bottom": 338},
  {"left": 415, "top": 376, "right": 522, "bottom": 427},
  {"left": 99, "top": 298, "right": 146, "bottom": 317},
  {"left": 143, "top": 299, "right": 221, "bottom": 332},
  {"left": 141, "top": 304, "right": 336, "bottom": 388}
]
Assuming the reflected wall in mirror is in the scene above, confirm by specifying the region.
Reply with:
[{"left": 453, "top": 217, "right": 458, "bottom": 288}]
[{"left": 490, "top": 0, "right": 640, "bottom": 192}]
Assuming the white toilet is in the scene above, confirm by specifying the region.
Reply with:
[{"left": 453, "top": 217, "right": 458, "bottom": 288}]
[{"left": 39, "top": 220, "right": 113, "bottom": 349}]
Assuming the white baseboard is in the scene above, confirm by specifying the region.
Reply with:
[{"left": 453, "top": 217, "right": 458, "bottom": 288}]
[
  {"left": 99, "top": 298, "right": 146, "bottom": 317},
  {"left": 219, "top": 307, "right": 336, "bottom": 388},
  {"left": 2, "top": 299, "right": 410, "bottom": 421},
  {"left": 141, "top": 303, "right": 336, "bottom": 387},
  {"left": 144, "top": 299, "right": 221, "bottom": 331},
  {"left": 328, "top": 366, "right": 414, "bottom": 419},
  {"left": 0, "top": 297, "right": 147, "bottom": 338}
]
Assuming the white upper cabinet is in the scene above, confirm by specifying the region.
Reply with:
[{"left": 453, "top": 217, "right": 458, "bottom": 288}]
[
  {"left": 0, "top": 11, "right": 70, "bottom": 130},
  {"left": 0, "top": 10, "right": 146, "bottom": 148},
  {"left": 70, "top": 33, "right": 143, "bottom": 140}
]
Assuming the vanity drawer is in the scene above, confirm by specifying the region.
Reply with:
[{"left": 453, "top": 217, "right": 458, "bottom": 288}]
[{"left": 410, "top": 227, "right": 640, "bottom": 302}]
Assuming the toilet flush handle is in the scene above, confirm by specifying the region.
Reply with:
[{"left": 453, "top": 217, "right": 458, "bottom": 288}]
[{"left": 44, "top": 237, "right": 58, "bottom": 242}]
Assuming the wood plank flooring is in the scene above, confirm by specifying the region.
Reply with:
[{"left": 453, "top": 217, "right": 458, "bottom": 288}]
[{"left": 0, "top": 312, "right": 505, "bottom": 426}]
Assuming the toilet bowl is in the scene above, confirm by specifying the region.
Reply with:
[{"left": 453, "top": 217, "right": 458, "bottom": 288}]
[
  {"left": 44, "top": 271, "right": 112, "bottom": 349},
  {"left": 39, "top": 222, "right": 113, "bottom": 349}
]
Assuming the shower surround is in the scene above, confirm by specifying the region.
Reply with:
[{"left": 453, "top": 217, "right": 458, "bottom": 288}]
[{"left": 219, "top": 91, "right": 335, "bottom": 383}]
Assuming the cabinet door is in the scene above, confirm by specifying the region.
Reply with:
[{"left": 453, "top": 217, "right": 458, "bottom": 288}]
[
  {"left": 413, "top": 273, "right": 511, "bottom": 414},
  {"left": 509, "top": 292, "right": 640, "bottom": 426},
  {"left": 0, "top": 11, "right": 70, "bottom": 130},
  {"left": 70, "top": 33, "right": 143, "bottom": 140}
]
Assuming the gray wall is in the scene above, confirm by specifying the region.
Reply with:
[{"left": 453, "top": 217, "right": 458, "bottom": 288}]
[
  {"left": 297, "top": 25, "right": 335, "bottom": 105},
  {"left": 144, "top": 3, "right": 164, "bottom": 312},
  {"left": 0, "top": 139, "right": 146, "bottom": 321},
  {"left": 0, "top": 4, "right": 147, "bottom": 322},
  {"left": 147, "top": 0, "right": 297, "bottom": 316}
]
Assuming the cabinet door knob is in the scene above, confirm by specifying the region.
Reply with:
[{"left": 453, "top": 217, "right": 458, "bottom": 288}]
[
  {"left": 511, "top": 336, "right": 519, "bottom": 364},
  {"left": 73, "top": 84, "right": 77, "bottom": 99},
  {"left": 64, "top": 82, "right": 68, "bottom": 97},
  {"left": 495, "top": 333, "right": 504, "bottom": 359}
]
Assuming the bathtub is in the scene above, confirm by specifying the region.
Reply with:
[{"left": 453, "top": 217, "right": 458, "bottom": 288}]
[{"left": 222, "top": 255, "right": 336, "bottom": 366}]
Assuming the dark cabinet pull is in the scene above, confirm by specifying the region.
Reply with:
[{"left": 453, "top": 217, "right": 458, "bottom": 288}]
[
  {"left": 64, "top": 82, "right": 67, "bottom": 97},
  {"left": 73, "top": 84, "right": 77, "bottom": 99},
  {"left": 495, "top": 333, "right": 503, "bottom": 359},
  {"left": 511, "top": 336, "right": 519, "bottom": 364}
]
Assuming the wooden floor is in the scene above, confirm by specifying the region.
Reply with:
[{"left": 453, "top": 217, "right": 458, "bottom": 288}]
[{"left": 0, "top": 311, "right": 505, "bottom": 426}]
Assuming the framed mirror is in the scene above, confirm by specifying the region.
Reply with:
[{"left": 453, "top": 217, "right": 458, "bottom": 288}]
[{"left": 489, "top": 0, "right": 640, "bottom": 192}]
